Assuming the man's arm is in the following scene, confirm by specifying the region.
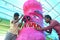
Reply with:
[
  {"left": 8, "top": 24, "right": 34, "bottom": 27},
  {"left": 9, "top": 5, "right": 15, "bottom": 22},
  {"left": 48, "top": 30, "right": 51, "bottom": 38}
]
[
  {"left": 14, "top": 15, "right": 23, "bottom": 23},
  {"left": 18, "top": 21, "right": 23, "bottom": 28},
  {"left": 42, "top": 20, "right": 58, "bottom": 31},
  {"left": 36, "top": 20, "right": 58, "bottom": 31}
]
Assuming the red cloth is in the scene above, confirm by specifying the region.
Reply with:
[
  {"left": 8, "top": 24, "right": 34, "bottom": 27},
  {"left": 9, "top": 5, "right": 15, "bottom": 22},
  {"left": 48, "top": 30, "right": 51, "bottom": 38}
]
[{"left": 24, "top": 21, "right": 42, "bottom": 29}]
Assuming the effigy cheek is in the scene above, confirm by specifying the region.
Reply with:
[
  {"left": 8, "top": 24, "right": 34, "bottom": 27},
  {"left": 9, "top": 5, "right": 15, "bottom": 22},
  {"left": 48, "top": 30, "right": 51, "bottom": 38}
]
[{"left": 31, "top": 15, "right": 42, "bottom": 22}]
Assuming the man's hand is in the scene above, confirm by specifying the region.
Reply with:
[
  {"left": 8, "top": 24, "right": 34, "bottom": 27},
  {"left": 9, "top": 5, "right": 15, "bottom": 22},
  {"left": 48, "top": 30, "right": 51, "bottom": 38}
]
[{"left": 20, "top": 15, "right": 24, "bottom": 18}]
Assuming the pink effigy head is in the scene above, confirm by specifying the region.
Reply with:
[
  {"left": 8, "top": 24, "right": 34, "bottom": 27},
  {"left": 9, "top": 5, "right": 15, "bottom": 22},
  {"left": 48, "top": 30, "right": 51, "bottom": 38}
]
[
  {"left": 16, "top": 0, "right": 45, "bottom": 40},
  {"left": 23, "top": 0, "right": 43, "bottom": 27},
  {"left": 23, "top": 0, "right": 42, "bottom": 15}
]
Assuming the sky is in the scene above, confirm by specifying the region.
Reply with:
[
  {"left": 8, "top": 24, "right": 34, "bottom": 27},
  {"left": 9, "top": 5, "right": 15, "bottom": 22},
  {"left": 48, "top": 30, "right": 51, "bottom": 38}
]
[{"left": 0, "top": 0, "right": 60, "bottom": 40}]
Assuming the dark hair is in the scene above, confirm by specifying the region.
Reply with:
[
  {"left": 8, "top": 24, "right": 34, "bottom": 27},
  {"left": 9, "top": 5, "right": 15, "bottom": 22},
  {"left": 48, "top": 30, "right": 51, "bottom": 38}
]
[
  {"left": 45, "top": 15, "right": 52, "bottom": 20},
  {"left": 14, "top": 12, "right": 19, "bottom": 17}
]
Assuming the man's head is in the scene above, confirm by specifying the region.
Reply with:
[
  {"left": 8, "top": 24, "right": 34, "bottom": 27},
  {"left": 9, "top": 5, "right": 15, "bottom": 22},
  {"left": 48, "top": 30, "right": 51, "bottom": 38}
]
[
  {"left": 14, "top": 12, "right": 19, "bottom": 20},
  {"left": 44, "top": 15, "right": 52, "bottom": 23}
]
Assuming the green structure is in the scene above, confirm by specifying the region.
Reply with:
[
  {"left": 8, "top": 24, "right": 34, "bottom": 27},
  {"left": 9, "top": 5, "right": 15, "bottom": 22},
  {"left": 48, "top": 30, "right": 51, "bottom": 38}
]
[{"left": 0, "top": 18, "right": 9, "bottom": 35}]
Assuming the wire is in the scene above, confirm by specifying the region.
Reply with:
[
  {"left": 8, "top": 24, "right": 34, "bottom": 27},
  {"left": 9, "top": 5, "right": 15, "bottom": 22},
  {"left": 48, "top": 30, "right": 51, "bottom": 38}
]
[
  {"left": 2, "top": 0, "right": 23, "bottom": 10},
  {"left": 0, "top": 6, "right": 15, "bottom": 12},
  {"left": 0, "top": 11, "right": 12, "bottom": 17}
]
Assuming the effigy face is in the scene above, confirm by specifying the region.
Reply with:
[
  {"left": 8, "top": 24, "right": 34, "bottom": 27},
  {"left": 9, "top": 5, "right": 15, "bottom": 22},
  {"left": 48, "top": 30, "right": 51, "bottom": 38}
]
[
  {"left": 30, "top": 10, "right": 43, "bottom": 27},
  {"left": 23, "top": 0, "right": 43, "bottom": 27}
]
